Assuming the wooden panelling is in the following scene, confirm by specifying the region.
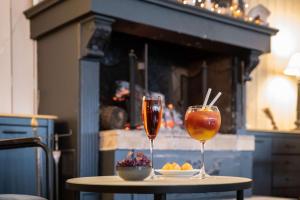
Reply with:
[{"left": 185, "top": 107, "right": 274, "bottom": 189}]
[
  {"left": 79, "top": 60, "right": 100, "bottom": 200},
  {"left": 246, "top": 0, "right": 300, "bottom": 130},
  {"left": 79, "top": 60, "right": 100, "bottom": 177},
  {"left": 0, "top": 0, "right": 36, "bottom": 114},
  {"left": 0, "top": 0, "right": 12, "bottom": 113},
  {"left": 11, "top": 0, "right": 36, "bottom": 114}
]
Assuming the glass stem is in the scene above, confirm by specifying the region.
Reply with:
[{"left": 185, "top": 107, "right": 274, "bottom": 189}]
[
  {"left": 149, "top": 139, "right": 155, "bottom": 178},
  {"left": 200, "top": 141, "right": 206, "bottom": 178},
  {"left": 150, "top": 139, "right": 154, "bottom": 168}
]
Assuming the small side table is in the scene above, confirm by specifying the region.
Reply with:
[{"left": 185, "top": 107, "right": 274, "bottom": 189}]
[{"left": 66, "top": 176, "right": 252, "bottom": 200}]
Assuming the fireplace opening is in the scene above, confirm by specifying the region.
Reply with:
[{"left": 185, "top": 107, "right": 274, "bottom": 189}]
[{"left": 100, "top": 32, "right": 236, "bottom": 133}]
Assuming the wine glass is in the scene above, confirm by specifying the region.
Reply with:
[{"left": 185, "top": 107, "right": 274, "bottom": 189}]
[
  {"left": 142, "top": 96, "right": 163, "bottom": 178},
  {"left": 185, "top": 105, "right": 221, "bottom": 178}
]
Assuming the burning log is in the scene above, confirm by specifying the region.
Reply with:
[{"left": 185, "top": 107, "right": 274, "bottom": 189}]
[{"left": 100, "top": 106, "right": 128, "bottom": 130}]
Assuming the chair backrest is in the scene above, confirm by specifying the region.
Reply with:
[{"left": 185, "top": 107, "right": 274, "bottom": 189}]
[{"left": 0, "top": 137, "right": 53, "bottom": 200}]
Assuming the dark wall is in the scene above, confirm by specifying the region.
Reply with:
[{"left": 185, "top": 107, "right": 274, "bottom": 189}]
[{"left": 38, "top": 23, "right": 79, "bottom": 200}]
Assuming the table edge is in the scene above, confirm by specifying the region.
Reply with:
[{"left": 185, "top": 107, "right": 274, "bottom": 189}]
[{"left": 66, "top": 176, "right": 252, "bottom": 194}]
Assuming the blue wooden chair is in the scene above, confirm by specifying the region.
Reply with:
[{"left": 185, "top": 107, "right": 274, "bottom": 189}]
[{"left": 0, "top": 137, "right": 53, "bottom": 200}]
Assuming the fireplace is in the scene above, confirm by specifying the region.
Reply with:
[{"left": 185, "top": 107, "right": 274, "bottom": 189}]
[
  {"left": 100, "top": 32, "right": 245, "bottom": 133},
  {"left": 25, "top": 0, "right": 277, "bottom": 199}
]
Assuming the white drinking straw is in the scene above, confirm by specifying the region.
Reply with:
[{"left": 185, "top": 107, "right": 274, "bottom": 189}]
[
  {"left": 202, "top": 88, "right": 212, "bottom": 108},
  {"left": 208, "top": 92, "right": 222, "bottom": 107}
]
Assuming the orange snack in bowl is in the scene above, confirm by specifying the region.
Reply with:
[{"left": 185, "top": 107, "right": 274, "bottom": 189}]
[
  {"left": 162, "top": 162, "right": 193, "bottom": 170},
  {"left": 181, "top": 162, "right": 193, "bottom": 170},
  {"left": 171, "top": 162, "right": 181, "bottom": 170},
  {"left": 161, "top": 163, "right": 172, "bottom": 170}
]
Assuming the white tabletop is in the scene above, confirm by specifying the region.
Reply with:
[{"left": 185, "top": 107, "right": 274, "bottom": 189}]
[{"left": 66, "top": 176, "right": 252, "bottom": 194}]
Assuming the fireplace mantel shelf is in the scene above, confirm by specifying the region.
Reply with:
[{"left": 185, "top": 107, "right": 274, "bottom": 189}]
[{"left": 25, "top": 0, "right": 278, "bottom": 53}]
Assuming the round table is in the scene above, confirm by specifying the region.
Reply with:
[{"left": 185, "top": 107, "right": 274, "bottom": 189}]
[{"left": 66, "top": 176, "right": 252, "bottom": 200}]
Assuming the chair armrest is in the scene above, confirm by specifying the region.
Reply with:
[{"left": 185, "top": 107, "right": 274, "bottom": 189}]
[
  {"left": 0, "top": 137, "right": 53, "bottom": 200},
  {"left": 0, "top": 137, "right": 43, "bottom": 150}
]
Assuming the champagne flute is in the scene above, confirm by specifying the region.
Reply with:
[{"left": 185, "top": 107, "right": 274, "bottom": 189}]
[
  {"left": 185, "top": 105, "right": 221, "bottom": 178},
  {"left": 142, "top": 96, "right": 163, "bottom": 178}
]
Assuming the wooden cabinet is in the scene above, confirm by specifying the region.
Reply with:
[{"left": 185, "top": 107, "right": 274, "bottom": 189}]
[
  {"left": 244, "top": 130, "right": 300, "bottom": 198},
  {"left": 272, "top": 138, "right": 300, "bottom": 154},
  {"left": 0, "top": 115, "right": 55, "bottom": 197},
  {"left": 251, "top": 136, "right": 272, "bottom": 195}
]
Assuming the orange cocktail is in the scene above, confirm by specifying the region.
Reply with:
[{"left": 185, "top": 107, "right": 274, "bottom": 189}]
[
  {"left": 184, "top": 105, "right": 221, "bottom": 178},
  {"left": 185, "top": 107, "right": 221, "bottom": 142}
]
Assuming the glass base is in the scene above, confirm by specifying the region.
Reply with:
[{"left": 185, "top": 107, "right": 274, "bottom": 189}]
[
  {"left": 192, "top": 171, "right": 210, "bottom": 179},
  {"left": 148, "top": 168, "right": 158, "bottom": 180},
  {"left": 192, "top": 173, "right": 210, "bottom": 179}
]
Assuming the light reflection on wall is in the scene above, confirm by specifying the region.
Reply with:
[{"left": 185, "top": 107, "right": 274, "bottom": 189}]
[
  {"left": 248, "top": 75, "right": 297, "bottom": 130},
  {"left": 271, "top": 23, "right": 296, "bottom": 59},
  {"left": 263, "top": 76, "right": 296, "bottom": 116}
]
